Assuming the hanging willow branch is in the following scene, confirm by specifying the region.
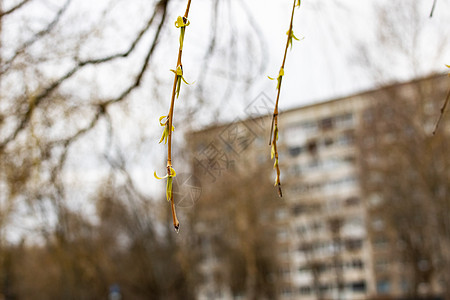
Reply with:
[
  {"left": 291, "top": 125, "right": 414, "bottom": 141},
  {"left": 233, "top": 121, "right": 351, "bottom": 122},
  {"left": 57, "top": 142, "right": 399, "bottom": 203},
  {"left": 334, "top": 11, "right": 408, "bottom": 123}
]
[
  {"left": 268, "top": 0, "right": 301, "bottom": 197},
  {"left": 155, "top": 0, "right": 192, "bottom": 232}
]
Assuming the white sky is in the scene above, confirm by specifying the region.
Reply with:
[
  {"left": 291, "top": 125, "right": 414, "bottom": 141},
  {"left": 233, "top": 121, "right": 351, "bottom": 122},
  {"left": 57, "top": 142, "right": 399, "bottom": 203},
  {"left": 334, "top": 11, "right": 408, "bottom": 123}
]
[
  {"left": 166, "top": 0, "right": 450, "bottom": 124},
  {"left": 246, "top": 0, "right": 449, "bottom": 109},
  {"left": 5, "top": 0, "right": 448, "bottom": 116}
]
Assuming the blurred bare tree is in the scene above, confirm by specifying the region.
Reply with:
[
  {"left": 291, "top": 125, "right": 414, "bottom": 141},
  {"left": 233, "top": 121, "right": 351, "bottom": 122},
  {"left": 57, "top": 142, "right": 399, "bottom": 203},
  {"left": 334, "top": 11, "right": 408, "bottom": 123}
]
[
  {"left": 1, "top": 1, "right": 171, "bottom": 296},
  {"left": 183, "top": 157, "right": 282, "bottom": 300},
  {"left": 358, "top": 75, "right": 450, "bottom": 298},
  {"left": 0, "top": 179, "right": 198, "bottom": 299},
  {"left": 352, "top": 0, "right": 450, "bottom": 85},
  {"left": 352, "top": 2, "right": 450, "bottom": 298}
]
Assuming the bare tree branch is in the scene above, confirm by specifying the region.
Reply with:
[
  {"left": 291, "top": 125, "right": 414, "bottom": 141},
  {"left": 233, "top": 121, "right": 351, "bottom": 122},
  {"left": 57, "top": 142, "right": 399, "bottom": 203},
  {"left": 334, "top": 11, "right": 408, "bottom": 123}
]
[
  {"left": 0, "top": 0, "right": 72, "bottom": 75},
  {"left": 432, "top": 87, "right": 450, "bottom": 135},
  {"left": 103, "top": 0, "right": 168, "bottom": 106},
  {"left": 0, "top": 0, "right": 169, "bottom": 150},
  {"left": 0, "top": 0, "right": 32, "bottom": 17},
  {"left": 34, "top": 0, "right": 170, "bottom": 218}
]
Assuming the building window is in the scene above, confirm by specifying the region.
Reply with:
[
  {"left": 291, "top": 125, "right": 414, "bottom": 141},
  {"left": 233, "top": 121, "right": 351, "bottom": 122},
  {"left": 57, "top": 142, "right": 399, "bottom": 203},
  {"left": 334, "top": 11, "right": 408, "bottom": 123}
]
[
  {"left": 343, "top": 155, "right": 356, "bottom": 164},
  {"left": 296, "top": 225, "right": 307, "bottom": 235},
  {"left": 373, "top": 236, "right": 388, "bottom": 250},
  {"left": 307, "top": 140, "right": 318, "bottom": 154},
  {"left": 324, "top": 137, "right": 334, "bottom": 147},
  {"left": 302, "top": 121, "right": 318, "bottom": 134},
  {"left": 309, "top": 204, "right": 322, "bottom": 214},
  {"left": 321, "top": 157, "right": 339, "bottom": 169},
  {"left": 369, "top": 194, "right": 383, "bottom": 206},
  {"left": 372, "top": 218, "right": 385, "bottom": 231},
  {"left": 319, "top": 284, "right": 330, "bottom": 293},
  {"left": 275, "top": 208, "right": 288, "bottom": 220},
  {"left": 376, "top": 280, "right": 391, "bottom": 293},
  {"left": 345, "top": 239, "right": 363, "bottom": 251},
  {"left": 352, "top": 259, "right": 364, "bottom": 269},
  {"left": 312, "top": 221, "right": 322, "bottom": 231},
  {"left": 292, "top": 204, "right": 322, "bottom": 216},
  {"left": 320, "top": 117, "right": 333, "bottom": 130},
  {"left": 350, "top": 281, "right": 367, "bottom": 293},
  {"left": 279, "top": 268, "right": 291, "bottom": 277},
  {"left": 375, "top": 259, "right": 389, "bottom": 272},
  {"left": 401, "top": 279, "right": 410, "bottom": 293},
  {"left": 281, "top": 287, "right": 292, "bottom": 296},
  {"left": 288, "top": 146, "right": 302, "bottom": 157},
  {"left": 345, "top": 196, "right": 360, "bottom": 207},
  {"left": 325, "top": 199, "right": 340, "bottom": 212},
  {"left": 277, "top": 229, "right": 288, "bottom": 241},
  {"left": 299, "top": 286, "right": 311, "bottom": 295},
  {"left": 288, "top": 164, "right": 301, "bottom": 176},
  {"left": 335, "top": 113, "right": 354, "bottom": 127},
  {"left": 335, "top": 130, "right": 355, "bottom": 146},
  {"left": 298, "top": 243, "right": 312, "bottom": 254},
  {"left": 363, "top": 110, "right": 374, "bottom": 124},
  {"left": 298, "top": 266, "right": 310, "bottom": 273},
  {"left": 292, "top": 204, "right": 304, "bottom": 216},
  {"left": 308, "top": 159, "right": 320, "bottom": 169}
]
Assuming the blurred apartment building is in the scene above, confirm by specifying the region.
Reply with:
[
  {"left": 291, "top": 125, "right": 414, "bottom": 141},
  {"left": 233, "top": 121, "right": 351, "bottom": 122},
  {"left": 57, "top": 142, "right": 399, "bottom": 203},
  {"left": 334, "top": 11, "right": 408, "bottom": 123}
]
[{"left": 189, "top": 74, "right": 448, "bottom": 300}]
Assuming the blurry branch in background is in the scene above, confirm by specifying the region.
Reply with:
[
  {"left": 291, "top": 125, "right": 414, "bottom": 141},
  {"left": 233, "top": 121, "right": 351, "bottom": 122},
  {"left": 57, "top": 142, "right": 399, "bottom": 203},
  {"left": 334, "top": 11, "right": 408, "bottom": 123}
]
[
  {"left": 353, "top": 1, "right": 450, "bottom": 137},
  {"left": 193, "top": 0, "right": 218, "bottom": 105},
  {"left": 432, "top": 66, "right": 450, "bottom": 135},
  {"left": 0, "top": 0, "right": 31, "bottom": 17},
  {"left": 102, "top": 139, "right": 150, "bottom": 207},
  {"left": 432, "top": 86, "right": 450, "bottom": 135},
  {"left": 358, "top": 76, "right": 450, "bottom": 298},
  {"left": 428, "top": 0, "right": 448, "bottom": 136},
  {"left": 0, "top": 0, "right": 71, "bottom": 76},
  {"left": 352, "top": 1, "right": 450, "bottom": 86},
  {"left": 190, "top": 0, "right": 268, "bottom": 126},
  {"left": 268, "top": 0, "right": 301, "bottom": 197},
  {"left": 429, "top": 0, "right": 437, "bottom": 17}
]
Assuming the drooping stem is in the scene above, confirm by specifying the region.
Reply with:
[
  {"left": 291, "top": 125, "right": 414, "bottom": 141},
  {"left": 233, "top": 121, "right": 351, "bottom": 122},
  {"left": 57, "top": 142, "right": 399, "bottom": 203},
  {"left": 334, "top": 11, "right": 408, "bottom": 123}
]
[
  {"left": 166, "top": 0, "right": 192, "bottom": 231},
  {"left": 269, "top": 0, "right": 296, "bottom": 144},
  {"left": 269, "top": 0, "right": 298, "bottom": 197}
]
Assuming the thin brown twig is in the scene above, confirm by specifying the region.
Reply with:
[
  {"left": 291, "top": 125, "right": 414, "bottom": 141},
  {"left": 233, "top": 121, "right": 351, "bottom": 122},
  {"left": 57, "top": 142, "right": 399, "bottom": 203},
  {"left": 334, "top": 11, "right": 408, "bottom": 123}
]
[
  {"left": 0, "top": 0, "right": 31, "bottom": 17},
  {"left": 433, "top": 87, "right": 450, "bottom": 135},
  {"left": 1, "top": 0, "right": 72, "bottom": 75},
  {"left": 166, "top": 0, "right": 192, "bottom": 232}
]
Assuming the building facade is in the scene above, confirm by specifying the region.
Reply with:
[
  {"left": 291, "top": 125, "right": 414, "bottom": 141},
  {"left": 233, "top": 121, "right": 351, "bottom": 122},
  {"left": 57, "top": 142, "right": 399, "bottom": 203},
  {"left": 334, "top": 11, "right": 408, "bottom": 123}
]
[{"left": 189, "top": 74, "right": 449, "bottom": 300}]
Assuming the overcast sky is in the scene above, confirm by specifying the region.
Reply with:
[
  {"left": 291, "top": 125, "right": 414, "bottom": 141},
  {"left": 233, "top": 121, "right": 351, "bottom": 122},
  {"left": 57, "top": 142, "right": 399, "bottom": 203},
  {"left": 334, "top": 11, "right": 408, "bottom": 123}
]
[
  {"left": 6, "top": 0, "right": 448, "bottom": 115},
  {"left": 162, "top": 0, "right": 450, "bottom": 125},
  {"left": 247, "top": 0, "right": 450, "bottom": 108}
]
